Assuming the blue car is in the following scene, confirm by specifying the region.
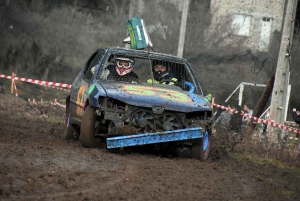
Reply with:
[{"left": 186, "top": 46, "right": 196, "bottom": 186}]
[{"left": 65, "top": 47, "right": 213, "bottom": 161}]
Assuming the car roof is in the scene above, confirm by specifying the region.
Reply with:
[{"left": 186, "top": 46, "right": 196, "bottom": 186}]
[{"left": 103, "top": 46, "right": 188, "bottom": 64}]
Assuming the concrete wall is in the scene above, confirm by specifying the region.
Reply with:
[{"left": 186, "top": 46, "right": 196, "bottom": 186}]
[{"left": 208, "top": 0, "right": 285, "bottom": 52}]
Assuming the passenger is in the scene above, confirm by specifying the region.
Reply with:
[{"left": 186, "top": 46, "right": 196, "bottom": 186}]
[{"left": 147, "top": 60, "right": 177, "bottom": 85}]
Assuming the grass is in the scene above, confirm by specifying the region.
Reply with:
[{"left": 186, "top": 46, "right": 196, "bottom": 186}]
[{"left": 233, "top": 153, "right": 300, "bottom": 173}]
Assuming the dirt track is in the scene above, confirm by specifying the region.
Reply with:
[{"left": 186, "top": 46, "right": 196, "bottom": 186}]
[{"left": 1, "top": 93, "right": 300, "bottom": 201}]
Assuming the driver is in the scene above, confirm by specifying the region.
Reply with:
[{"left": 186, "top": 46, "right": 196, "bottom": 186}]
[
  {"left": 107, "top": 57, "right": 138, "bottom": 83},
  {"left": 147, "top": 60, "right": 177, "bottom": 85}
]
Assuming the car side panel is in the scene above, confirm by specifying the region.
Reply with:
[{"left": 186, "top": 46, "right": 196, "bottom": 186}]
[
  {"left": 69, "top": 49, "right": 107, "bottom": 126},
  {"left": 69, "top": 74, "right": 90, "bottom": 125},
  {"left": 86, "top": 83, "right": 107, "bottom": 108}
]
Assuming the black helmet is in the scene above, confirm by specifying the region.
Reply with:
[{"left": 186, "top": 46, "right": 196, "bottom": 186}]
[
  {"left": 152, "top": 60, "right": 167, "bottom": 68},
  {"left": 152, "top": 60, "right": 169, "bottom": 81}
]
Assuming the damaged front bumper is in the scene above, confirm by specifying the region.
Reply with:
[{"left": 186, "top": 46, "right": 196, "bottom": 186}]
[{"left": 106, "top": 127, "right": 203, "bottom": 149}]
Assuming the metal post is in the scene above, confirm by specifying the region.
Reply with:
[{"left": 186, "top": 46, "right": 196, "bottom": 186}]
[
  {"left": 238, "top": 84, "right": 244, "bottom": 106},
  {"left": 283, "top": 84, "right": 291, "bottom": 122},
  {"left": 225, "top": 83, "right": 241, "bottom": 103},
  {"left": 225, "top": 82, "right": 266, "bottom": 106},
  {"left": 177, "top": 0, "right": 189, "bottom": 58}
]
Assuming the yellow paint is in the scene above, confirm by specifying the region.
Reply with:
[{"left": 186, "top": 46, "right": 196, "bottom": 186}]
[{"left": 123, "top": 85, "right": 192, "bottom": 102}]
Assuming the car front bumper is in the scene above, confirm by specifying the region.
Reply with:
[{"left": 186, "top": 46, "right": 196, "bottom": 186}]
[{"left": 106, "top": 127, "right": 203, "bottom": 148}]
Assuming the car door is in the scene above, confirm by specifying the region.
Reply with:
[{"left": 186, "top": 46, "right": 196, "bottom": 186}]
[{"left": 69, "top": 49, "right": 105, "bottom": 124}]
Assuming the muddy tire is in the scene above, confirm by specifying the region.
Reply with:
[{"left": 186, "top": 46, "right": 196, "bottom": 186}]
[
  {"left": 80, "top": 105, "right": 100, "bottom": 148},
  {"left": 190, "top": 129, "right": 211, "bottom": 161}
]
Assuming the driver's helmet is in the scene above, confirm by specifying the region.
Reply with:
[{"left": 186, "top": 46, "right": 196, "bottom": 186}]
[
  {"left": 152, "top": 60, "right": 169, "bottom": 81},
  {"left": 115, "top": 57, "right": 135, "bottom": 76}
]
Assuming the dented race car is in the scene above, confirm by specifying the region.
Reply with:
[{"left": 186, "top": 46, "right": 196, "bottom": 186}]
[{"left": 65, "top": 47, "right": 213, "bottom": 161}]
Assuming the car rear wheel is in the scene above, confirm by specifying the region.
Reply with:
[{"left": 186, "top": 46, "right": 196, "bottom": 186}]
[
  {"left": 190, "top": 129, "right": 211, "bottom": 161},
  {"left": 80, "top": 105, "right": 101, "bottom": 148}
]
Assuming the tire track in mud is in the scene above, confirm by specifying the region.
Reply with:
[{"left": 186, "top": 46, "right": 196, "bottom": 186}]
[
  {"left": 1, "top": 124, "right": 143, "bottom": 200},
  {"left": 27, "top": 156, "right": 147, "bottom": 200},
  {"left": 1, "top": 96, "right": 300, "bottom": 201}
]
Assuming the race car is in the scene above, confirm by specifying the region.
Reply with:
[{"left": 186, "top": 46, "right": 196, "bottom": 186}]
[{"left": 65, "top": 47, "right": 213, "bottom": 161}]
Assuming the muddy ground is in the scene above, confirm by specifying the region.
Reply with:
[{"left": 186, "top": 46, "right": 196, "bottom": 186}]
[{"left": 1, "top": 92, "right": 300, "bottom": 201}]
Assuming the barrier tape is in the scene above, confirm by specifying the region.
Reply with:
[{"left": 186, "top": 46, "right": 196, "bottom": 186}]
[
  {"left": 42, "top": 84, "right": 70, "bottom": 92},
  {"left": 212, "top": 103, "right": 238, "bottom": 113},
  {"left": 0, "top": 74, "right": 71, "bottom": 88},
  {"left": 212, "top": 103, "right": 300, "bottom": 135}
]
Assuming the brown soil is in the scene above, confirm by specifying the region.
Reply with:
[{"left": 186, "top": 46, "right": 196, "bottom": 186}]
[{"left": 1, "top": 92, "right": 300, "bottom": 201}]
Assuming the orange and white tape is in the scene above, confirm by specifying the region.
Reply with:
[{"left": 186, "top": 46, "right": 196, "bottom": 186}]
[
  {"left": 0, "top": 74, "right": 71, "bottom": 88},
  {"left": 212, "top": 103, "right": 300, "bottom": 135},
  {"left": 212, "top": 103, "right": 239, "bottom": 113},
  {"left": 42, "top": 84, "right": 70, "bottom": 92}
]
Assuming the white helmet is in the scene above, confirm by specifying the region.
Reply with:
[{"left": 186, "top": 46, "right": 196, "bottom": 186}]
[{"left": 115, "top": 57, "right": 134, "bottom": 76}]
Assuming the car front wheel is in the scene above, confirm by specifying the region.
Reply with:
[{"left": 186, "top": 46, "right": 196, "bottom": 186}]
[
  {"left": 80, "top": 105, "right": 101, "bottom": 148},
  {"left": 190, "top": 129, "right": 211, "bottom": 161}
]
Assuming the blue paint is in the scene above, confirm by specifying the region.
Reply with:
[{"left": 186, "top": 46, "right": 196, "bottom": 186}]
[
  {"left": 106, "top": 127, "right": 203, "bottom": 148},
  {"left": 67, "top": 113, "right": 70, "bottom": 127},
  {"left": 203, "top": 130, "right": 209, "bottom": 151},
  {"left": 184, "top": 81, "right": 195, "bottom": 93}
]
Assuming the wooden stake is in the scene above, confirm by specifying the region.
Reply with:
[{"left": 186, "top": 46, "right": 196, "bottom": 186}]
[
  {"left": 11, "top": 72, "right": 14, "bottom": 94},
  {"left": 248, "top": 74, "right": 275, "bottom": 133}
]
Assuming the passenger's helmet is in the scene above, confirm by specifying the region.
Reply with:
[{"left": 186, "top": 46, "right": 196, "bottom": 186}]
[
  {"left": 115, "top": 57, "right": 134, "bottom": 76},
  {"left": 152, "top": 60, "right": 169, "bottom": 81}
]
